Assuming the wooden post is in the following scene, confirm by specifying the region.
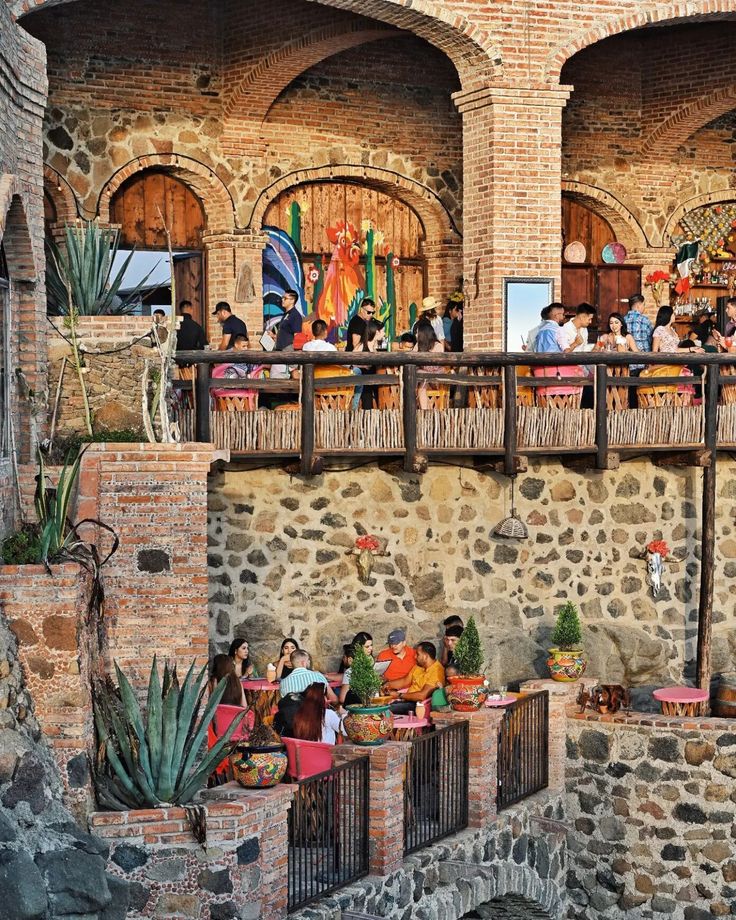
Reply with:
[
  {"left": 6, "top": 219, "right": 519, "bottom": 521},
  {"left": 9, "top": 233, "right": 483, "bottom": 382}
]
[
  {"left": 595, "top": 364, "right": 608, "bottom": 470},
  {"left": 696, "top": 365, "right": 718, "bottom": 697},
  {"left": 300, "top": 363, "right": 315, "bottom": 476},
  {"left": 403, "top": 364, "right": 419, "bottom": 472},
  {"left": 503, "top": 364, "right": 517, "bottom": 476},
  {"left": 194, "top": 362, "right": 210, "bottom": 443}
]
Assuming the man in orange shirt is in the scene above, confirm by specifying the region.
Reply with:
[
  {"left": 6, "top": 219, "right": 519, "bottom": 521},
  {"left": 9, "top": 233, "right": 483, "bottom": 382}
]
[
  {"left": 377, "top": 629, "right": 416, "bottom": 682},
  {"left": 384, "top": 641, "right": 445, "bottom": 715}
]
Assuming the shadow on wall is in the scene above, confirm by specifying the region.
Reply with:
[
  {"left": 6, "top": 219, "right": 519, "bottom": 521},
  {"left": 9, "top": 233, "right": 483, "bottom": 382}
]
[{"left": 206, "top": 460, "right": 734, "bottom": 691}]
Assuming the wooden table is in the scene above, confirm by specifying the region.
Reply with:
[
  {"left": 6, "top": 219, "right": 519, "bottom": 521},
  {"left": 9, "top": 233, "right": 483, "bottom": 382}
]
[
  {"left": 653, "top": 686, "right": 709, "bottom": 716},
  {"left": 391, "top": 715, "right": 430, "bottom": 741},
  {"left": 242, "top": 675, "right": 343, "bottom": 723},
  {"left": 485, "top": 696, "right": 517, "bottom": 707}
]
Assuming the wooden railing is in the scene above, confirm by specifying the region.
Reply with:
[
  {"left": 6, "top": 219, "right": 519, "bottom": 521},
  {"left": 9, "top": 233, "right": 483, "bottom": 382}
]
[{"left": 174, "top": 349, "right": 736, "bottom": 474}]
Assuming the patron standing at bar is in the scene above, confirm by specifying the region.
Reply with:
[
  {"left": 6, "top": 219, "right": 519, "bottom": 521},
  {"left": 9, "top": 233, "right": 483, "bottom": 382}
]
[
  {"left": 274, "top": 290, "right": 303, "bottom": 351},
  {"left": 176, "top": 300, "right": 207, "bottom": 352}
]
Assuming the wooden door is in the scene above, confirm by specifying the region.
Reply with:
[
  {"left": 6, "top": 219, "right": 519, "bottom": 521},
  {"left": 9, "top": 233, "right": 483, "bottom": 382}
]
[
  {"left": 562, "top": 266, "right": 594, "bottom": 309},
  {"left": 173, "top": 253, "right": 204, "bottom": 327},
  {"left": 596, "top": 266, "right": 642, "bottom": 320}
]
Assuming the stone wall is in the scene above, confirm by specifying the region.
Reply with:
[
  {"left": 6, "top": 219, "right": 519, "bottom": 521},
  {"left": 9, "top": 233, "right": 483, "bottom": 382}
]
[
  {"left": 566, "top": 713, "right": 736, "bottom": 919},
  {"left": 208, "top": 458, "right": 735, "bottom": 698}
]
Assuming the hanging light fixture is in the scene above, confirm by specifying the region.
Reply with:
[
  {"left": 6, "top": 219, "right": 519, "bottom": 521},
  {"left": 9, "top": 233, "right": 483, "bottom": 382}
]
[{"left": 492, "top": 476, "right": 528, "bottom": 540}]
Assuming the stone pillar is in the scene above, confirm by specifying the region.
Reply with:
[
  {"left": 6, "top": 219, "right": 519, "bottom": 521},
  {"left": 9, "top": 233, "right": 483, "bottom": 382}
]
[
  {"left": 432, "top": 708, "right": 505, "bottom": 827},
  {"left": 332, "top": 741, "right": 409, "bottom": 874},
  {"left": 521, "top": 677, "right": 596, "bottom": 794},
  {"left": 453, "top": 85, "right": 572, "bottom": 350},
  {"left": 628, "top": 247, "right": 674, "bottom": 319},
  {"left": 204, "top": 229, "right": 268, "bottom": 343}
]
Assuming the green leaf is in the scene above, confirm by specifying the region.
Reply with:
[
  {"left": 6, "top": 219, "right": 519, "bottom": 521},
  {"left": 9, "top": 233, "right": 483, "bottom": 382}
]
[
  {"left": 173, "top": 708, "right": 247, "bottom": 804},
  {"left": 170, "top": 662, "right": 203, "bottom": 788},
  {"left": 156, "top": 677, "right": 180, "bottom": 802},
  {"left": 114, "top": 662, "right": 156, "bottom": 795},
  {"left": 145, "top": 656, "right": 163, "bottom": 781},
  {"left": 176, "top": 675, "right": 230, "bottom": 786}
]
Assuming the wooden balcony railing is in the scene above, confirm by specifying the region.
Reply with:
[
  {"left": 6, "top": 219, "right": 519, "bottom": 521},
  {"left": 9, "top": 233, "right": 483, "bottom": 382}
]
[{"left": 173, "top": 349, "right": 736, "bottom": 473}]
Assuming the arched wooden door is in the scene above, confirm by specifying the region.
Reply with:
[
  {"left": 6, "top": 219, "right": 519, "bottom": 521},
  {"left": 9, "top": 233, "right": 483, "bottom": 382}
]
[
  {"left": 263, "top": 181, "right": 426, "bottom": 337},
  {"left": 110, "top": 170, "right": 206, "bottom": 326}
]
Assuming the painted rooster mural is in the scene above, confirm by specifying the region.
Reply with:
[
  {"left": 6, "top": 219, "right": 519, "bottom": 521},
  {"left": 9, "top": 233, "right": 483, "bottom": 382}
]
[{"left": 315, "top": 220, "right": 364, "bottom": 329}]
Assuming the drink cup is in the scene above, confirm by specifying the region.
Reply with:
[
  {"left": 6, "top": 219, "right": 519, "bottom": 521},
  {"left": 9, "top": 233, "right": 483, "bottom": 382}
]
[
  {"left": 415, "top": 701, "right": 426, "bottom": 720},
  {"left": 266, "top": 663, "right": 276, "bottom": 683}
]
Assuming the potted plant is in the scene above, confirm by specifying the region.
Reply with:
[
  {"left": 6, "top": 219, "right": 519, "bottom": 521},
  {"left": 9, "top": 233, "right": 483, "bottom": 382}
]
[
  {"left": 230, "top": 721, "right": 287, "bottom": 788},
  {"left": 447, "top": 616, "right": 488, "bottom": 711},
  {"left": 547, "top": 601, "right": 586, "bottom": 682},
  {"left": 343, "top": 645, "right": 393, "bottom": 746}
]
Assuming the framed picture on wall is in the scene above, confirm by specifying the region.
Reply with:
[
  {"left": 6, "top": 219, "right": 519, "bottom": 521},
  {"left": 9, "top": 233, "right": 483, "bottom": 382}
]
[{"left": 504, "top": 277, "right": 554, "bottom": 352}]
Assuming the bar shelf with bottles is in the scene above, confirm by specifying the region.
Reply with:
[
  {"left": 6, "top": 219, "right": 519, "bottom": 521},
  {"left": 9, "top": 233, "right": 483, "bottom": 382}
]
[{"left": 672, "top": 258, "right": 736, "bottom": 337}]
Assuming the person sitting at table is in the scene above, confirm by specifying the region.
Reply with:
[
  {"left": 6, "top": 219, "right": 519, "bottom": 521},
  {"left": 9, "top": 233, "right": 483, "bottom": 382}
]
[
  {"left": 384, "top": 641, "right": 445, "bottom": 715},
  {"left": 275, "top": 638, "right": 300, "bottom": 680},
  {"left": 229, "top": 637, "right": 258, "bottom": 679},
  {"left": 338, "top": 633, "right": 374, "bottom": 707},
  {"left": 596, "top": 312, "right": 639, "bottom": 352},
  {"left": 290, "top": 682, "right": 346, "bottom": 745},
  {"left": 431, "top": 662, "right": 459, "bottom": 711},
  {"left": 209, "top": 654, "right": 248, "bottom": 708},
  {"left": 440, "top": 615, "right": 464, "bottom": 666},
  {"left": 442, "top": 624, "right": 463, "bottom": 668},
  {"left": 376, "top": 628, "right": 417, "bottom": 682},
  {"left": 279, "top": 649, "right": 338, "bottom": 703},
  {"left": 211, "top": 334, "right": 259, "bottom": 399}
]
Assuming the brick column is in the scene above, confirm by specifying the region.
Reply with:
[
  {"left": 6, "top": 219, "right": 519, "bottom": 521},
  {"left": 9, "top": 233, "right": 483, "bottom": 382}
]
[
  {"left": 423, "top": 239, "right": 463, "bottom": 301},
  {"left": 204, "top": 229, "right": 268, "bottom": 343},
  {"left": 432, "top": 708, "right": 504, "bottom": 827},
  {"left": 453, "top": 85, "right": 572, "bottom": 350},
  {"left": 521, "top": 677, "right": 596, "bottom": 793},
  {"left": 333, "top": 741, "right": 409, "bottom": 874},
  {"left": 627, "top": 247, "right": 673, "bottom": 318}
]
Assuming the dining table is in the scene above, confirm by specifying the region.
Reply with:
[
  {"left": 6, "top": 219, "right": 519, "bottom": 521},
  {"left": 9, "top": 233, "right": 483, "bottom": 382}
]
[
  {"left": 242, "top": 672, "right": 344, "bottom": 723},
  {"left": 391, "top": 714, "right": 430, "bottom": 741}
]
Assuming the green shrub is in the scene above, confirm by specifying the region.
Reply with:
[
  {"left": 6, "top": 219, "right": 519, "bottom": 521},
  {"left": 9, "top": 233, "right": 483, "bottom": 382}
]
[
  {"left": 1, "top": 525, "right": 42, "bottom": 565},
  {"left": 452, "top": 616, "right": 484, "bottom": 676},
  {"left": 348, "top": 645, "right": 383, "bottom": 707},
  {"left": 551, "top": 601, "right": 583, "bottom": 650}
]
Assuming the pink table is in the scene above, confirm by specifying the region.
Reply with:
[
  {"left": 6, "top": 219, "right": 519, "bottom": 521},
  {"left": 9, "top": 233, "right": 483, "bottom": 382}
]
[
  {"left": 391, "top": 715, "right": 430, "bottom": 741},
  {"left": 653, "top": 686, "right": 709, "bottom": 716},
  {"left": 485, "top": 696, "right": 516, "bottom": 708}
]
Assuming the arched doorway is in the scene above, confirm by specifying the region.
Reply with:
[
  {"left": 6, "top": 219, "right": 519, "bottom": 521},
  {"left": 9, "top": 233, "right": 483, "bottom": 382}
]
[
  {"left": 562, "top": 196, "right": 642, "bottom": 324},
  {"left": 262, "top": 180, "right": 427, "bottom": 340},
  {"left": 463, "top": 893, "right": 554, "bottom": 918},
  {"left": 109, "top": 169, "right": 206, "bottom": 326}
]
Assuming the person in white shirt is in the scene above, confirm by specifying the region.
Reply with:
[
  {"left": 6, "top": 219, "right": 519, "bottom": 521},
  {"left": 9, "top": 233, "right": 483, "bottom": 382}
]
[
  {"left": 302, "top": 319, "right": 337, "bottom": 353},
  {"left": 557, "top": 303, "right": 595, "bottom": 353}
]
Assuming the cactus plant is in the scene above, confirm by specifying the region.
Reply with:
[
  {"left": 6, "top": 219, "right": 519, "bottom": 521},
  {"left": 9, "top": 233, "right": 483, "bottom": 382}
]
[{"left": 94, "top": 657, "right": 245, "bottom": 809}]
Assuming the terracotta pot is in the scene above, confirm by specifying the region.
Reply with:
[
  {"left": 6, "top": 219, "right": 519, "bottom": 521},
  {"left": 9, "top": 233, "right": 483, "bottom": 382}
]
[
  {"left": 230, "top": 743, "right": 287, "bottom": 788},
  {"left": 447, "top": 675, "right": 488, "bottom": 712},
  {"left": 343, "top": 703, "right": 393, "bottom": 746},
  {"left": 547, "top": 648, "right": 587, "bottom": 682}
]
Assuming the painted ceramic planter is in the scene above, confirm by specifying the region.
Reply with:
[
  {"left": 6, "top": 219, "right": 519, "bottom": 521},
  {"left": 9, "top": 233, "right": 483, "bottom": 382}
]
[
  {"left": 343, "top": 704, "right": 393, "bottom": 746},
  {"left": 547, "top": 648, "right": 587, "bottom": 682},
  {"left": 230, "top": 743, "right": 287, "bottom": 788},
  {"left": 447, "top": 675, "right": 488, "bottom": 712}
]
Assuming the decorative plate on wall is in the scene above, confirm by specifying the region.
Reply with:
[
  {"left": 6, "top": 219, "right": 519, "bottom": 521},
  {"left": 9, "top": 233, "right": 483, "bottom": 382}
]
[
  {"left": 601, "top": 242, "right": 627, "bottom": 264},
  {"left": 564, "top": 241, "right": 586, "bottom": 263}
]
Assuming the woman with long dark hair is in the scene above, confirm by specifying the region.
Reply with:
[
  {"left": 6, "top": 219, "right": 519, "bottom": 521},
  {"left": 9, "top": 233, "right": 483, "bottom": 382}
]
[
  {"left": 229, "top": 637, "right": 257, "bottom": 679},
  {"left": 210, "top": 654, "right": 247, "bottom": 708},
  {"left": 596, "top": 312, "right": 639, "bottom": 352},
  {"left": 275, "top": 638, "right": 299, "bottom": 680},
  {"left": 413, "top": 322, "right": 445, "bottom": 409},
  {"left": 339, "top": 633, "right": 374, "bottom": 706},
  {"left": 652, "top": 306, "right": 703, "bottom": 354},
  {"left": 291, "top": 682, "right": 345, "bottom": 744}
]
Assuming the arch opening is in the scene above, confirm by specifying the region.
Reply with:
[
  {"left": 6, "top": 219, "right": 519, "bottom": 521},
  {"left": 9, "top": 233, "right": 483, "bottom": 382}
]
[{"left": 463, "top": 892, "right": 554, "bottom": 918}]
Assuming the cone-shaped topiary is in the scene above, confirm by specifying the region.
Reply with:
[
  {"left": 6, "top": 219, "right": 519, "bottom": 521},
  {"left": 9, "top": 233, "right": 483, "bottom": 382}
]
[
  {"left": 452, "top": 616, "right": 484, "bottom": 676},
  {"left": 349, "top": 644, "right": 383, "bottom": 706},
  {"left": 551, "top": 601, "right": 583, "bottom": 650}
]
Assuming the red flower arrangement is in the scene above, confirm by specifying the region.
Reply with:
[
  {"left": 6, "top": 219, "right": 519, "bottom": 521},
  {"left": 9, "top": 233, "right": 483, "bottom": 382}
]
[
  {"left": 645, "top": 270, "right": 671, "bottom": 308},
  {"left": 355, "top": 534, "right": 380, "bottom": 552},
  {"left": 646, "top": 539, "right": 670, "bottom": 556},
  {"left": 645, "top": 270, "right": 670, "bottom": 284}
]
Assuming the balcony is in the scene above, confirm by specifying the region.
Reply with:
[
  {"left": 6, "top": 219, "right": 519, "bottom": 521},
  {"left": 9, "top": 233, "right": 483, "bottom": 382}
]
[{"left": 173, "top": 350, "right": 734, "bottom": 473}]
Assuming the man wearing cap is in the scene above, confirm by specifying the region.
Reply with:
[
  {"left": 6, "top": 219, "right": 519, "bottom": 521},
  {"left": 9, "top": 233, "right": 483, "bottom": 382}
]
[
  {"left": 376, "top": 628, "right": 417, "bottom": 682},
  {"left": 384, "top": 641, "right": 445, "bottom": 714},
  {"left": 213, "top": 301, "right": 249, "bottom": 351}
]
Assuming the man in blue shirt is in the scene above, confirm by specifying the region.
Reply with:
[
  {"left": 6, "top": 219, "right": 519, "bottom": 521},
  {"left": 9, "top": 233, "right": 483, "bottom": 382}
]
[
  {"left": 625, "top": 294, "right": 653, "bottom": 371},
  {"left": 274, "top": 289, "right": 303, "bottom": 351},
  {"left": 527, "top": 303, "right": 564, "bottom": 352},
  {"left": 279, "top": 650, "right": 337, "bottom": 703}
]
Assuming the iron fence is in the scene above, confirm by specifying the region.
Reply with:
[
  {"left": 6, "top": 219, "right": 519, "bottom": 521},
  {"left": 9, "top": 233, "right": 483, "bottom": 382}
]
[
  {"left": 403, "top": 721, "right": 469, "bottom": 855},
  {"left": 287, "top": 756, "right": 369, "bottom": 913},
  {"left": 497, "top": 691, "right": 549, "bottom": 810}
]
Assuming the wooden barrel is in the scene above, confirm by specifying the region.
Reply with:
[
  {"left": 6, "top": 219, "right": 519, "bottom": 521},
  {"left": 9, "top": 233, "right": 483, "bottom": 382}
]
[{"left": 714, "top": 672, "right": 736, "bottom": 718}]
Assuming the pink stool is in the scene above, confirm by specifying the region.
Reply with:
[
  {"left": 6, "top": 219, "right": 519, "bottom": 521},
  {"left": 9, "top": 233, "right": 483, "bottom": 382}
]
[{"left": 653, "top": 686, "right": 709, "bottom": 716}]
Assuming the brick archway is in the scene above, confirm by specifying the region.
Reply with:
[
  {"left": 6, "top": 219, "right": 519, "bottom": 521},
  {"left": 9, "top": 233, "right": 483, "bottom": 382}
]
[
  {"left": 97, "top": 154, "right": 236, "bottom": 232},
  {"left": 662, "top": 189, "right": 736, "bottom": 245},
  {"left": 463, "top": 893, "right": 554, "bottom": 919},
  {"left": 641, "top": 85, "right": 736, "bottom": 160},
  {"left": 0, "top": 176, "right": 39, "bottom": 282},
  {"left": 562, "top": 181, "right": 648, "bottom": 251},
  {"left": 250, "top": 164, "right": 460, "bottom": 245},
  {"left": 546, "top": 2, "right": 736, "bottom": 82},
  {"left": 43, "top": 164, "right": 78, "bottom": 225}
]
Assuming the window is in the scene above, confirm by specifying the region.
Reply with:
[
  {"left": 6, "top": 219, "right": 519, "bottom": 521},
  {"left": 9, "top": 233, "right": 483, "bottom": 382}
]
[{"left": 0, "top": 245, "right": 10, "bottom": 458}]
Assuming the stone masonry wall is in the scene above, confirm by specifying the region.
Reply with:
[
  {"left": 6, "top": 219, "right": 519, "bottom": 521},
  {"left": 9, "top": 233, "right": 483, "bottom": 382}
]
[
  {"left": 566, "top": 714, "right": 736, "bottom": 919},
  {"left": 208, "top": 458, "right": 736, "bottom": 698}
]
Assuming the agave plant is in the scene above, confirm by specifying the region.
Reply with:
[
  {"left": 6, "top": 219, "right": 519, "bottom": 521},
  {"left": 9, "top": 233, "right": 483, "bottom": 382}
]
[
  {"left": 46, "top": 221, "right": 156, "bottom": 316},
  {"left": 94, "top": 658, "right": 245, "bottom": 809}
]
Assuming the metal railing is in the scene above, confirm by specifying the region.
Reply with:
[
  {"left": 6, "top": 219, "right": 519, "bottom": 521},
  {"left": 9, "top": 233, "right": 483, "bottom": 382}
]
[
  {"left": 287, "top": 756, "right": 369, "bottom": 913},
  {"left": 497, "top": 691, "right": 549, "bottom": 810},
  {"left": 403, "top": 722, "right": 469, "bottom": 855},
  {"left": 173, "top": 349, "right": 736, "bottom": 472}
]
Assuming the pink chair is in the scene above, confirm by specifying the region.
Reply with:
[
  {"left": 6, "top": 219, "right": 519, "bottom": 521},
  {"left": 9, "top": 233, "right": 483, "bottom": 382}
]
[
  {"left": 213, "top": 704, "right": 254, "bottom": 743},
  {"left": 282, "top": 738, "right": 334, "bottom": 780}
]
